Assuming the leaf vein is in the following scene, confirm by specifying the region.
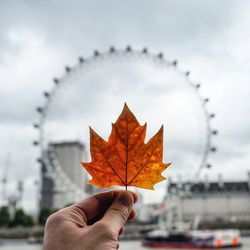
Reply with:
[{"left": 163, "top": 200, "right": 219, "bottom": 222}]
[{"left": 127, "top": 138, "right": 160, "bottom": 185}]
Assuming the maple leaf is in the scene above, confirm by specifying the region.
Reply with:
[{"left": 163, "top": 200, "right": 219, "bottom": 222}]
[{"left": 81, "top": 103, "right": 170, "bottom": 190}]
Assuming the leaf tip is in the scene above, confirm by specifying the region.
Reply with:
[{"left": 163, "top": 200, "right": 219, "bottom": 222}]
[
  {"left": 89, "top": 126, "right": 98, "bottom": 137},
  {"left": 123, "top": 102, "right": 130, "bottom": 112},
  {"left": 165, "top": 162, "right": 171, "bottom": 169}
]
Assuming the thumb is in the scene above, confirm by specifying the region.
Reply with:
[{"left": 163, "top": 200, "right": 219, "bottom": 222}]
[{"left": 100, "top": 191, "right": 134, "bottom": 235}]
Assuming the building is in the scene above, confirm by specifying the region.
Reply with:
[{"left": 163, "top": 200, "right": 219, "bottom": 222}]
[
  {"left": 40, "top": 141, "right": 90, "bottom": 209},
  {"left": 40, "top": 162, "right": 54, "bottom": 209},
  {"left": 164, "top": 172, "right": 250, "bottom": 228},
  {"left": 52, "top": 141, "right": 88, "bottom": 188}
]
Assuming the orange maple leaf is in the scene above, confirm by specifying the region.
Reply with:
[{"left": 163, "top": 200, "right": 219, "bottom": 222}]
[{"left": 81, "top": 103, "right": 170, "bottom": 190}]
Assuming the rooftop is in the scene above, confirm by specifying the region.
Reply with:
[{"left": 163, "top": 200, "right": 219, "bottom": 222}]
[
  {"left": 168, "top": 181, "right": 250, "bottom": 195},
  {"left": 49, "top": 141, "right": 85, "bottom": 149}
]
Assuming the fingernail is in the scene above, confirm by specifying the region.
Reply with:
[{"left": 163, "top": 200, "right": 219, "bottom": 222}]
[{"left": 116, "top": 191, "right": 133, "bottom": 206}]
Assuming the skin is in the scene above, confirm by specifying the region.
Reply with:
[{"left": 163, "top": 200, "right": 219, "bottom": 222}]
[{"left": 43, "top": 190, "right": 138, "bottom": 250}]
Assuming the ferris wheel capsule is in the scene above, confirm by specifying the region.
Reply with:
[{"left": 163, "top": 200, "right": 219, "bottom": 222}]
[
  {"left": 109, "top": 46, "right": 115, "bottom": 53},
  {"left": 211, "top": 147, "right": 217, "bottom": 152},
  {"left": 94, "top": 50, "right": 100, "bottom": 57},
  {"left": 65, "top": 66, "right": 71, "bottom": 73},
  {"left": 36, "top": 107, "right": 43, "bottom": 113},
  {"left": 79, "top": 57, "right": 85, "bottom": 63},
  {"left": 158, "top": 52, "right": 164, "bottom": 59},
  {"left": 126, "top": 45, "right": 132, "bottom": 52},
  {"left": 212, "top": 130, "right": 218, "bottom": 135},
  {"left": 53, "top": 78, "right": 60, "bottom": 84},
  {"left": 172, "top": 60, "right": 178, "bottom": 66},
  {"left": 33, "top": 123, "right": 39, "bottom": 129},
  {"left": 43, "top": 92, "right": 50, "bottom": 98}
]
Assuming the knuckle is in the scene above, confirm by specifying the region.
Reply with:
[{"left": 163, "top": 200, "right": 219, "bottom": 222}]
[
  {"left": 46, "top": 212, "right": 65, "bottom": 227},
  {"left": 95, "top": 221, "right": 109, "bottom": 231},
  {"left": 94, "top": 222, "right": 117, "bottom": 240},
  {"left": 110, "top": 206, "right": 128, "bottom": 222}
]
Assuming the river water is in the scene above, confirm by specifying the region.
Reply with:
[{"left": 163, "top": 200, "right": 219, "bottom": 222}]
[{"left": 0, "top": 238, "right": 250, "bottom": 250}]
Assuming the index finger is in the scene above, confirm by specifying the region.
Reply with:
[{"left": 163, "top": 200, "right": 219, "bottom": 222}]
[{"left": 74, "top": 189, "right": 138, "bottom": 223}]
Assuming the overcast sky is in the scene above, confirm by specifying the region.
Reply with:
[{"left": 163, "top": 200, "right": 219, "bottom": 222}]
[{"left": 1, "top": 0, "right": 250, "bottom": 213}]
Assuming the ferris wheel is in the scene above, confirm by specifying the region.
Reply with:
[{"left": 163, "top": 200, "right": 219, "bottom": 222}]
[{"left": 33, "top": 46, "right": 217, "bottom": 197}]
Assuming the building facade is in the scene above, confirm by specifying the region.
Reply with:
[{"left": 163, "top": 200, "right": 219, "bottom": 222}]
[
  {"left": 165, "top": 174, "right": 250, "bottom": 227},
  {"left": 52, "top": 141, "right": 88, "bottom": 188},
  {"left": 40, "top": 141, "right": 89, "bottom": 209}
]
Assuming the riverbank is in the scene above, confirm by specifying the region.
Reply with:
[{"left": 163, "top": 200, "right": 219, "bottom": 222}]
[
  {"left": 0, "top": 227, "right": 44, "bottom": 239},
  {"left": 1, "top": 238, "right": 250, "bottom": 250},
  {"left": 1, "top": 226, "right": 250, "bottom": 239}
]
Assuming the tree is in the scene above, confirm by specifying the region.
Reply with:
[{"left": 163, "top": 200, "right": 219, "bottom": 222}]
[
  {"left": 38, "top": 207, "right": 54, "bottom": 225},
  {"left": 0, "top": 206, "right": 10, "bottom": 227},
  {"left": 11, "top": 208, "right": 33, "bottom": 227}
]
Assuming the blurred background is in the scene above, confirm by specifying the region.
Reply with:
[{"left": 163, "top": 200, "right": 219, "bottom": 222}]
[{"left": 0, "top": 0, "right": 250, "bottom": 249}]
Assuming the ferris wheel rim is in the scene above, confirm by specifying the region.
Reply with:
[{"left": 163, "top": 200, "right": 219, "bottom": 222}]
[{"left": 33, "top": 45, "right": 217, "bottom": 181}]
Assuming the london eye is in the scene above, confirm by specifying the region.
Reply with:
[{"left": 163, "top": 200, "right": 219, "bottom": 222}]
[{"left": 33, "top": 46, "right": 217, "bottom": 204}]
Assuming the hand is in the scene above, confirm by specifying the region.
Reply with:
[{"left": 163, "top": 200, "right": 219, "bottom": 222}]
[{"left": 43, "top": 190, "right": 138, "bottom": 250}]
